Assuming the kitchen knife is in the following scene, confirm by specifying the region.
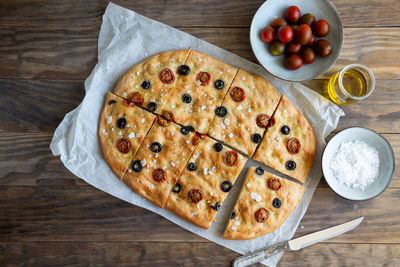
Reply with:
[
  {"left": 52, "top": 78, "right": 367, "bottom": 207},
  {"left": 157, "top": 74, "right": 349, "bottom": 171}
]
[{"left": 232, "top": 217, "right": 363, "bottom": 267}]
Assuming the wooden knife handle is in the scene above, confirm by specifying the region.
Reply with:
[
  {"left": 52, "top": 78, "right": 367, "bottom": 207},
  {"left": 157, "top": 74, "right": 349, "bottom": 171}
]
[{"left": 232, "top": 241, "right": 289, "bottom": 267}]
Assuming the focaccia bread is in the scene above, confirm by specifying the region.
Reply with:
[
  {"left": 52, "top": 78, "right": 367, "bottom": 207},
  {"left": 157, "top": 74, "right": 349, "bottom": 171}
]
[
  {"left": 98, "top": 92, "right": 156, "bottom": 178},
  {"left": 165, "top": 137, "right": 246, "bottom": 229},
  {"left": 162, "top": 50, "right": 239, "bottom": 134},
  {"left": 223, "top": 167, "right": 305, "bottom": 240},
  {"left": 253, "top": 95, "right": 316, "bottom": 183},
  {"left": 208, "top": 68, "right": 280, "bottom": 156},
  {"left": 113, "top": 50, "right": 191, "bottom": 113},
  {"left": 122, "top": 117, "right": 199, "bottom": 208}
]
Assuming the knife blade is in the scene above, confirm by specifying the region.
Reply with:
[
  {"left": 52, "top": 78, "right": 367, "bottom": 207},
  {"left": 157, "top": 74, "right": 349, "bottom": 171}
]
[{"left": 232, "top": 217, "right": 363, "bottom": 267}]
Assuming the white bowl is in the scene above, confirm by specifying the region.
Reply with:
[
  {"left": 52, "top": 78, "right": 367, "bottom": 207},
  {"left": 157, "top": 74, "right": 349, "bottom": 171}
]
[
  {"left": 322, "top": 127, "right": 395, "bottom": 201},
  {"left": 250, "top": 0, "right": 343, "bottom": 81}
]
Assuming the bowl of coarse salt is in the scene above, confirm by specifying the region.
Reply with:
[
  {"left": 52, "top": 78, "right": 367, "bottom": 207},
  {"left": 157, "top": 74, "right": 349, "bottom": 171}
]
[{"left": 322, "top": 127, "right": 395, "bottom": 201}]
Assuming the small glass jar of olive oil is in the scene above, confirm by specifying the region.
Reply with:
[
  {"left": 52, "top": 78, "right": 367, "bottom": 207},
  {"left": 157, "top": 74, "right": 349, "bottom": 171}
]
[{"left": 325, "top": 64, "right": 375, "bottom": 105}]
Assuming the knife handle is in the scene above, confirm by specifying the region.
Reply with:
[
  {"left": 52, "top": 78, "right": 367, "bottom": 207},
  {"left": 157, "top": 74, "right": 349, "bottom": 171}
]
[{"left": 232, "top": 241, "right": 289, "bottom": 267}]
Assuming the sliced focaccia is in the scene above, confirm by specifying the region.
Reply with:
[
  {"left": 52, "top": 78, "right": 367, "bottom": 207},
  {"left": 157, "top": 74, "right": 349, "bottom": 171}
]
[
  {"left": 113, "top": 50, "right": 191, "bottom": 113},
  {"left": 122, "top": 116, "right": 199, "bottom": 208},
  {"left": 162, "top": 50, "right": 239, "bottom": 134},
  {"left": 223, "top": 167, "right": 305, "bottom": 240},
  {"left": 98, "top": 92, "right": 156, "bottom": 178},
  {"left": 253, "top": 95, "right": 316, "bottom": 183},
  {"left": 208, "top": 69, "right": 280, "bottom": 156},
  {"left": 165, "top": 137, "right": 246, "bottom": 229}
]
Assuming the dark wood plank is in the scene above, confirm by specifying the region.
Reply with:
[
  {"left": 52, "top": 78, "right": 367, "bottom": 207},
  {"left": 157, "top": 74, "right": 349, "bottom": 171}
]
[
  {"left": 0, "top": 183, "right": 399, "bottom": 243},
  {"left": 1, "top": 0, "right": 400, "bottom": 28},
  {"left": 0, "top": 27, "right": 399, "bottom": 79}
]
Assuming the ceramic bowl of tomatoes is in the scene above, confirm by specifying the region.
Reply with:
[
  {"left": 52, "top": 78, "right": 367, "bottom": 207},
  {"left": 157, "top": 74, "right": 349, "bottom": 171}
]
[{"left": 250, "top": 0, "right": 343, "bottom": 81}]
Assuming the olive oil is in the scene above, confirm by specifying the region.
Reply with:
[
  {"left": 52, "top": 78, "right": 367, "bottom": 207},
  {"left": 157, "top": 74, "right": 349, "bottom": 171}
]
[{"left": 325, "top": 64, "right": 375, "bottom": 105}]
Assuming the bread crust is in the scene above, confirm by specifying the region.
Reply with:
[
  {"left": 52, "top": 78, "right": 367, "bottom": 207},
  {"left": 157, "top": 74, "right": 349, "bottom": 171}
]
[
  {"left": 208, "top": 68, "right": 280, "bottom": 156},
  {"left": 223, "top": 167, "right": 305, "bottom": 240},
  {"left": 165, "top": 137, "right": 246, "bottom": 229},
  {"left": 98, "top": 92, "right": 156, "bottom": 178},
  {"left": 253, "top": 95, "right": 316, "bottom": 183}
]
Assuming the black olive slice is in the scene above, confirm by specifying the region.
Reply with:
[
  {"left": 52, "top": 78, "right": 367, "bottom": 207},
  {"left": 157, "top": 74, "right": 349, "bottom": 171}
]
[
  {"left": 132, "top": 160, "right": 143, "bottom": 173},
  {"left": 215, "top": 106, "right": 227, "bottom": 117},
  {"left": 117, "top": 118, "right": 126, "bottom": 129},
  {"left": 214, "top": 142, "right": 223, "bottom": 152},
  {"left": 150, "top": 142, "right": 162, "bottom": 153},
  {"left": 178, "top": 64, "right": 191, "bottom": 76},
  {"left": 172, "top": 183, "right": 183, "bottom": 193},
  {"left": 221, "top": 181, "right": 233, "bottom": 192},
  {"left": 147, "top": 102, "right": 158, "bottom": 112},
  {"left": 285, "top": 160, "right": 296, "bottom": 170},
  {"left": 252, "top": 134, "right": 262, "bottom": 144},
  {"left": 272, "top": 198, "right": 281, "bottom": 208},
  {"left": 141, "top": 80, "right": 151, "bottom": 89},
  {"left": 214, "top": 79, "right": 225, "bottom": 90},
  {"left": 256, "top": 167, "right": 264, "bottom": 175},
  {"left": 281, "top": 125, "right": 291, "bottom": 135},
  {"left": 187, "top": 162, "right": 197, "bottom": 171}
]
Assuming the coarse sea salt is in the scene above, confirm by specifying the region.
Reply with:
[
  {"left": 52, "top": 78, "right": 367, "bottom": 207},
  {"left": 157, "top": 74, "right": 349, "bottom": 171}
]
[{"left": 329, "top": 140, "right": 380, "bottom": 190}]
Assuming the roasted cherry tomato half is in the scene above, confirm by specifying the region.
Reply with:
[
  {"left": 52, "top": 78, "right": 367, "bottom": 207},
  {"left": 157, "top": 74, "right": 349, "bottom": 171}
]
[
  {"left": 255, "top": 208, "right": 269, "bottom": 223},
  {"left": 260, "top": 26, "right": 276, "bottom": 43},
  {"left": 116, "top": 138, "right": 131, "bottom": 154},
  {"left": 224, "top": 151, "right": 238, "bottom": 166},
  {"left": 314, "top": 39, "right": 332, "bottom": 57},
  {"left": 159, "top": 68, "right": 175, "bottom": 84},
  {"left": 284, "top": 6, "right": 301, "bottom": 24},
  {"left": 270, "top": 17, "right": 288, "bottom": 30},
  {"left": 283, "top": 54, "right": 303, "bottom": 70},
  {"left": 269, "top": 40, "right": 285, "bottom": 56},
  {"left": 196, "top": 71, "right": 211, "bottom": 86},
  {"left": 230, "top": 87, "right": 246, "bottom": 102},
  {"left": 267, "top": 117, "right": 276, "bottom": 128},
  {"left": 188, "top": 189, "right": 203, "bottom": 204},
  {"left": 277, "top": 25, "right": 294, "bottom": 43},
  {"left": 127, "top": 92, "right": 144, "bottom": 106},
  {"left": 162, "top": 110, "right": 175, "bottom": 122},
  {"left": 256, "top": 114, "right": 270, "bottom": 128},
  {"left": 286, "top": 137, "right": 301, "bottom": 154},
  {"left": 152, "top": 168, "right": 166, "bottom": 183},
  {"left": 294, "top": 24, "right": 312, "bottom": 45},
  {"left": 313, "top": 19, "right": 330, "bottom": 37},
  {"left": 268, "top": 177, "right": 282, "bottom": 191},
  {"left": 301, "top": 47, "right": 316, "bottom": 64}
]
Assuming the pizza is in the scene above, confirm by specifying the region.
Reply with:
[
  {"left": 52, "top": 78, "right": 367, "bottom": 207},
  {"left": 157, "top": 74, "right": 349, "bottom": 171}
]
[
  {"left": 98, "top": 92, "right": 156, "bottom": 178},
  {"left": 113, "top": 50, "right": 191, "bottom": 113},
  {"left": 162, "top": 50, "right": 239, "bottom": 134},
  {"left": 122, "top": 116, "right": 199, "bottom": 208},
  {"left": 223, "top": 167, "right": 305, "bottom": 240},
  {"left": 253, "top": 95, "right": 316, "bottom": 183},
  {"left": 165, "top": 136, "right": 246, "bottom": 229},
  {"left": 208, "top": 68, "right": 281, "bottom": 156}
]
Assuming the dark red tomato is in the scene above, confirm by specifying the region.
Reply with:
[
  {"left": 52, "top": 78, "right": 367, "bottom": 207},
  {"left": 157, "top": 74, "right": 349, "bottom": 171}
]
[
  {"left": 298, "top": 13, "right": 316, "bottom": 26},
  {"left": 277, "top": 25, "right": 293, "bottom": 43},
  {"left": 284, "top": 6, "right": 301, "bottom": 24},
  {"left": 255, "top": 208, "right": 269, "bottom": 223},
  {"left": 260, "top": 26, "right": 275, "bottom": 43},
  {"left": 286, "top": 138, "right": 302, "bottom": 154},
  {"left": 285, "top": 42, "right": 302, "bottom": 54},
  {"left": 301, "top": 47, "right": 316, "bottom": 64},
  {"left": 269, "top": 40, "right": 285, "bottom": 56},
  {"left": 116, "top": 138, "right": 131, "bottom": 154},
  {"left": 270, "top": 17, "right": 287, "bottom": 29},
  {"left": 283, "top": 54, "right": 303, "bottom": 70},
  {"left": 313, "top": 19, "right": 330, "bottom": 37},
  {"left": 314, "top": 39, "right": 332, "bottom": 57},
  {"left": 294, "top": 24, "right": 312, "bottom": 45},
  {"left": 306, "top": 34, "right": 315, "bottom": 46}
]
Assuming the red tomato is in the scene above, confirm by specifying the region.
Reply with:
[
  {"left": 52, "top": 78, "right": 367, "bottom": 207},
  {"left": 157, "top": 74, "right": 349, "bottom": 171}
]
[
  {"left": 270, "top": 18, "right": 287, "bottom": 29},
  {"left": 277, "top": 25, "right": 294, "bottom": 43},
  {"left": 301, "top": 47, "right": 316, "bottom": 64},
  {"left": 313, "top": 19, "right": 330, "bottom": 37},
  {"left": 285, "top": 42, "right": 302, "bottom": 54},
  {"left": 260, "top": 26, "right": 275, "bottom": 43},
  {"left": 306, "top": 34, "right": 315, "bottom": 46},
  {"left": 284, "top": 6, "right": 301, "bottom": 24},
  {"left": 294, "top": 24, "right": 312, "bottom": 45},
  {"left": 283, "top": 54, "right": 303, "bottom": 70}
]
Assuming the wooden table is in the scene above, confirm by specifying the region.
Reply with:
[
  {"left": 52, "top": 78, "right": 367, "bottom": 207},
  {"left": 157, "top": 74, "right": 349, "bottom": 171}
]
[{"left": 1, "top": 1, "right": 399, "bottom": 266}]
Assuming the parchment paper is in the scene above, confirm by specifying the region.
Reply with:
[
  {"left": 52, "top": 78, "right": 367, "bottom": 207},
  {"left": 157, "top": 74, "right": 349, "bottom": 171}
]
[{"left": 50, "top": 2, "right": 344, "bottom": 266}]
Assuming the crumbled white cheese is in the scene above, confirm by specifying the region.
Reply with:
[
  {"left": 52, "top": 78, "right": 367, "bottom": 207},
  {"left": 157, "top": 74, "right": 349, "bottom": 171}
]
[
  {"left": 141, "top": 159, "right": 146, "bottom": 166},
  {"left": 171, "top": 103, "right": 176, "bottom": 108},
  {"left": 224, "top": 118, "right": 230, "bottom": 126},
  {"left": 251, "top": 192, "right": 262, "bottom": 203},
  {"left": 135, "top": 85, "right": 138, "bottom": 89},
  {"left": 198, "top": 57, "right": 202, "bottom": 62},
  {"left": 118, "top": 131, "right": 122, "bottom": 136},
  {"left": 228, "top": 133, "right": 234, "bottom": 138},
  {"left": 102, "top": 128, "right": 108, "bottom": 136},
  {"left": 275, "top": 136, "right": 281, "bottom": 142},
  {"left": 122, "top": 92, "right": 127, "bottom": 97},
  {"left": 201, "top": 105, "right": 206, "bottom": 110},
  {"left": 128, "top": 169, "right": 132, "bottom": 173},
  {"left": 227, "top": 69, "right": 231, "bottom": 73},
  {"left": 149, "top": 184, "right": 154, "bottom": 189},
  {"left": 111, "top": 127, "right": 114, "bottom": 132},
  {"left": 140, "top": 118, "right": 145, "bottom": 123},
  {"left": 171, "top": 162, "right": 175, "bottom": 167},
  {"left": 219, "top": 71, "right": 223, "bottom": 75},
  {"left": 221, "top": 123, "right": 226, "bottom": 130},
  {"left": 190, "top": 211, "right": 197, "bottom": 217},
  {"left": 234, "top": 221, "right": 240, "bottom": 226},
  {"left": 197, "top": 203, "right": 200, "bottom": 209},
  {"left": 186, "top": 140, "right": 190, "bottom": 144},
  {"left": 136, "top": 133, "right": 140, "bottom": 138},
  {"left": 236, "top": 104, "right": 243, "bottom": 111},
  {"left": 246, "top": 183, "right": 251, "bottom": 188},
  {"left": 106, "top": 115, "right": 112, "bottom": 124},
  {"left": 203, "top": 168, "right": 208, "bottom": 175},
  {"left": 231, "top": 226, "right": 237, "bottom": 231},
  {"left": 242, "top": 76, "right": 246, "bottom": 81},
  {"left": 128, "top": 132, "right": 135, "bottom": 139},
  {"left": 193, "top": 153, "right": 200, "bottom": 160},
  {"left": 210, "top": 192, "right": 213, "bottom": 196},
  {"left": 136, "top": 71, "right": 140, "bottom": 76}
]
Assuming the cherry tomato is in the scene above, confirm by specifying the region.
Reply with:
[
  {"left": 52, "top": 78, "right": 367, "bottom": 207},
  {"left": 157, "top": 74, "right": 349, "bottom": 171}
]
[
  {"left": 260, "top": 26, "right": 275, "bottom": 43},
  {"left": 277, "top": 25, "right": 293, "bottom": 43},
  {"left": 283, "top": 54, "right": 303, "bottom": 70},
  {"left": 269, "top": 40, "right": 285, "bottom": 56},
  {"left": 314, "top": 39, "right": 332, "bottom": 57},
  {"left": 270, "top": 18, "right": 287, "bottom": 29},
  {"left": 285, "top": 42, "right": 302, "bottom": 54},
  {"left": 313, "top": 19, "right": 330, "bottom": 37},
  {"left": 301, "top": 47, "right": 316, "bottom": 64},
  {"left": 284, "top": 6, "right": 301, "bottom": 24},
  {"left": 294, "top": 24, "right": 312, "bottom": 45},
  {"left": 298, "top": 13, "right": 316, "bottom": 26},
  {"left": 306, "top": 34, "right": 315, "bottom": 46}
]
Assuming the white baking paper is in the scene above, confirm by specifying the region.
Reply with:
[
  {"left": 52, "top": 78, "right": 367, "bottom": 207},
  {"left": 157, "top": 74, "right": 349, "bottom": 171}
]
[{"left": 50, "top": 2, "right": 344, "bottom": 266}]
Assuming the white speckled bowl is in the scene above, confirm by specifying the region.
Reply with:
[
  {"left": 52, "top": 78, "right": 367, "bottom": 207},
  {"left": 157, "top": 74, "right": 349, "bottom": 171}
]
[
  {"left": 322, "top": 127, "right": 395, "bottom": 201},
  {"left": 250, "top": 0, "right": 343, "bottom": 81}
]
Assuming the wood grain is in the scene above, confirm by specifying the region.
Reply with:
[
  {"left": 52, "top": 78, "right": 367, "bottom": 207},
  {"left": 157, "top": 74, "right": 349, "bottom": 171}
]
[
  {"left": 1, "top": 27, "right": 399, "bottom": 79},
  {"left": 1, "top": 0, "right": 400, "bottom": 28}
]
